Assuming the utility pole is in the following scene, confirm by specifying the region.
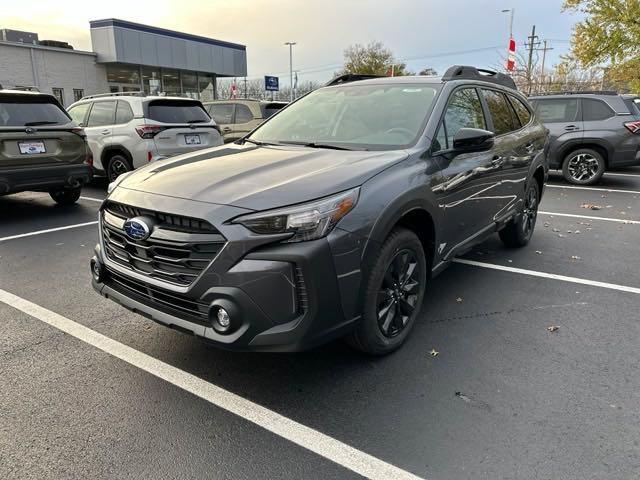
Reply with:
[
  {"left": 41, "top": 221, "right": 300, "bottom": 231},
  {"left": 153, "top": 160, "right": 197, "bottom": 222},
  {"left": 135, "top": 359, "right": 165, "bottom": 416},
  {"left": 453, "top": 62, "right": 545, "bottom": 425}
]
[
  {"left": 243, "top": 77, "right": 247, "bottom": 99},
  {"left": 525, "top": 25, "right": 540, "bottom": 94},
  {"left": 284, "top": 41, "right": 296, "bottom": 102},
  {"left": 538, "top": 40, "right": 554, "bottom": 92}
]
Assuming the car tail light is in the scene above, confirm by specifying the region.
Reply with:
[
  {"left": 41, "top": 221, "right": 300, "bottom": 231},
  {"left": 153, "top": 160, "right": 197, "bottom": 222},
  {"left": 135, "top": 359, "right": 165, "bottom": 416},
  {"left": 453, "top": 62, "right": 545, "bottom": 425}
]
[
  {"left": 71, "top": 127, "right": 86, "bottom": 139},
  {"left": 135, "top": 125, "right": 165, "bottom": 139},
  {"left": 624, "top": 120, "right": 640, "bottom": 133},
  {"left": 85, "top": 150, "right": 94, "bottom": 167}
]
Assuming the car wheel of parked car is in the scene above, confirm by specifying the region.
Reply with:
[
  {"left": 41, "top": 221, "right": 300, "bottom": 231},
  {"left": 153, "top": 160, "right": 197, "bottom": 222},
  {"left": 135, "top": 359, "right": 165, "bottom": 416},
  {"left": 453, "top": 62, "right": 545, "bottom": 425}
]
[
  {"left": 499, "top": 182, "right": 539, "bottom": 248},
  {"left": 348, "top": 228, "right": 427, "bottom": 355},
  {"left": 562, "top": 148, "right": 605, "bottom": 185},
  {"left": 107, "top": 154, "right": 132, "bottom": 183},
  {"left": 49, "top": 187, "right": 82, "bottom": 206}
]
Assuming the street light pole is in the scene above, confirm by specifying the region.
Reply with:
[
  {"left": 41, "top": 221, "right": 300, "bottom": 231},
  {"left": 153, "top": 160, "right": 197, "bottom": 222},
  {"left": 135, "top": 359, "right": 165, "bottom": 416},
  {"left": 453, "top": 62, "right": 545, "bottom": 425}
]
[{"left": 284, "top": 41, "right": 296, "bottom": 102}]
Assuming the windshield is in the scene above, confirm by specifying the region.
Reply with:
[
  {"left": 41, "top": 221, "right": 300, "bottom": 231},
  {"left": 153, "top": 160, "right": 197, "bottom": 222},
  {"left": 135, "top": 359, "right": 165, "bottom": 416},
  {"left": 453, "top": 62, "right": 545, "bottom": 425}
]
[
  {"left": 0, "top": 96, "right": 70, "bottom": 127},
  {"left": 249, "top": 83, "right": 439, "bottom": 150}
]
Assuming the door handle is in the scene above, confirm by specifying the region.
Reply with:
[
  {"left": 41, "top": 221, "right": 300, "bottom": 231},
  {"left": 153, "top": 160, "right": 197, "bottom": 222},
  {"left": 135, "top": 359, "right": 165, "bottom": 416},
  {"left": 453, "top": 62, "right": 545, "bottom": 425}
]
[
  {"left": 564, "top": 125, "right": 580, "bottom": 131},
  {"left": 100, "top": 129, "right": 110, "bottom": 135}
]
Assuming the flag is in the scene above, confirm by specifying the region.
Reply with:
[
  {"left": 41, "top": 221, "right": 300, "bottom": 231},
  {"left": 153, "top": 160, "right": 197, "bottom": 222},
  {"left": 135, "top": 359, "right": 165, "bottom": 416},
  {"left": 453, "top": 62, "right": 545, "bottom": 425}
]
[{"left": 506, "top": 37, "right": 516, "bottom": 71}]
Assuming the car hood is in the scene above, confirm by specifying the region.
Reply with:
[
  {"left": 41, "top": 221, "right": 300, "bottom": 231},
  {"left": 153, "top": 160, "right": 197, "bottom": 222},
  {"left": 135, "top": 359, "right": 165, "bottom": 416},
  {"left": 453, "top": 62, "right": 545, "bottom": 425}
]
[{"left": 117, "top": 143, "right": 408, "bottom": 210}]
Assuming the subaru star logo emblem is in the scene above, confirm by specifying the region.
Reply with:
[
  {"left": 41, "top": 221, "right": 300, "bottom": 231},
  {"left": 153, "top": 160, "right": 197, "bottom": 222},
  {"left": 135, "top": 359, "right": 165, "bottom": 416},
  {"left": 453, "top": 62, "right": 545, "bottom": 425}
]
[{"left": 123, "top": 217, "right": 152, "bottom": 241}]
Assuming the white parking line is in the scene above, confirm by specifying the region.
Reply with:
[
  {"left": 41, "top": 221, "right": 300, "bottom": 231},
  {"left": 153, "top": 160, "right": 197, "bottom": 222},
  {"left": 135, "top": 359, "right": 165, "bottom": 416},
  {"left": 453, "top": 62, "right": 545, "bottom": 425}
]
[
  {"left": 539, "top": 211, "right": 640, "bottom": 225},
  {"left": 546, "top": 184, "right": 640, "bottom": 195},
  {"left": 453, "top": 259, "right": 640, "bottom": 295},
  {"left": 0, "top": 221, "right": 98, "bottom": 243},
  {"left": 80, "top": 196, "right": 104, "bottom": 203},
  {"left": 0, "top": 288, "right": 425, "bottom": 480},
  {"left": 549, "top": 169, "right": 640, "bottom": 178}
]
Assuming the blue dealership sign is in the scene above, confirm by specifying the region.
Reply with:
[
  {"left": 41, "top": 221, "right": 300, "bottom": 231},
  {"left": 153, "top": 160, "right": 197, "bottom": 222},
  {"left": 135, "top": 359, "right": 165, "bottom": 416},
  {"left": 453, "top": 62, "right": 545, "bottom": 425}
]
[{"left": 265, "top": 75, "right": 279, "bottom": 91}]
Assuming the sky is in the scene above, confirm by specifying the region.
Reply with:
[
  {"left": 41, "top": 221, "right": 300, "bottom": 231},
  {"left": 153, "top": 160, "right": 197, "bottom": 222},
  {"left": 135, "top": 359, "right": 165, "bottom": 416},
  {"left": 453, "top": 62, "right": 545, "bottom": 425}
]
[{"left": 2, "top": 0, "right": 582, "bottom": 85}]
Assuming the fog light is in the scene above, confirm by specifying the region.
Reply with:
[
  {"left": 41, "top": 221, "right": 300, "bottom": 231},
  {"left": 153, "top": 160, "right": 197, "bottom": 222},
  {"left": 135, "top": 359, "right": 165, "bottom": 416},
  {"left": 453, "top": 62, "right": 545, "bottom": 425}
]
[
  {"left": 91, "top": 258, "right": 103, "bottom": 282},
  {"left": 216, "top": 308, "right": 231, "bottom": 330}
]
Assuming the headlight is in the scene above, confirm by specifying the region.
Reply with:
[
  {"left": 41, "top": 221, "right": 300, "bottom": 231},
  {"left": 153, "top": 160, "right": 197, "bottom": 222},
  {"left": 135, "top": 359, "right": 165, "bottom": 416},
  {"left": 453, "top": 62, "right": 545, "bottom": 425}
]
[
  {"left": 107, "top": 171, "right": 133, "bottom": 194},
  {"left": 233, "top": 188, "right": 359, "bottom": 242}
]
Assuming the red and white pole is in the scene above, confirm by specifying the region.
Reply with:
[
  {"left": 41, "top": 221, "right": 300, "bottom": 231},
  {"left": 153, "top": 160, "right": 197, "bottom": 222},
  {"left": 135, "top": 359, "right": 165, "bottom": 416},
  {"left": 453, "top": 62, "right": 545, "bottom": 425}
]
[{"left": 506, "top": 37, "right": 516, "bottom": 71}]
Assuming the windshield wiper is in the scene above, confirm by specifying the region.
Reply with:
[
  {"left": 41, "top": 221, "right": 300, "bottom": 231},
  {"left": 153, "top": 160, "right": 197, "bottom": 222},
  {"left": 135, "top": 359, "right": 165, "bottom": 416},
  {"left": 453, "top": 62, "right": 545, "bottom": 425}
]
[
  {"left": 24, "top": 121, "right": 59, "bottom": 126},
  {"left": 278, "top": 140, "right": 357, "bottom": 151},
  {"left": 240, "top": 138, "right": 281, "bottom": 147}
]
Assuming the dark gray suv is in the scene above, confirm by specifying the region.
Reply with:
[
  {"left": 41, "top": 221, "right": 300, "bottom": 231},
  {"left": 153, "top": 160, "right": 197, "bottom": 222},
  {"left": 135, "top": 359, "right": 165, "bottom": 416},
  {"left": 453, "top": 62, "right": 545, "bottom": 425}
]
[
  {"left": 91, "top": 66, "right": 548, "bottom": 355},
  {"left": 529, "top": 91, "right": 640, "bottom": 185}
]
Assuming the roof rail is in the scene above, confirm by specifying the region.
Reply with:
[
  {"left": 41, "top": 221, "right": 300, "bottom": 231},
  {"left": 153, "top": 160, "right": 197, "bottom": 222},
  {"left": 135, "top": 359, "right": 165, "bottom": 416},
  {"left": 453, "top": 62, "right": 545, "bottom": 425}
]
[
  {"left": 12, "top": 85, "right": 40, "bottom": 92},
  {"left": 442, "top": 66, "right": 517, "bottom": 90},
  {"left": 80, "top": 91, "right": 146, "bottom": 100},
  {"left": 531, "top": 90, "right": 618, "bottom": 96},
  {"left": 325, "top": 73, "right": 384, "bottom": 86}
]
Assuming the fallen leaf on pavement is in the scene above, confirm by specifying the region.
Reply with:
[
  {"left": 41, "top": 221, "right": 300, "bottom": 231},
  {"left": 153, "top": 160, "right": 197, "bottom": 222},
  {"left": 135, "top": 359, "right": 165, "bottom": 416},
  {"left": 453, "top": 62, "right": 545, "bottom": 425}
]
[
  {"left": 429, "top": 349, "right": 439, "bottom": 357},
  {"left": 535, "top": 250, "right": 542, "bottom": 255},
  {"left": 547, "top": 326, "right": 560, "bottom": 332},
  {"left": 571, "top": 255, "right": 581, "bottom": 260},
  {"left": 456, "top": 297, "right": 463, "bottom": 303},
  {"left": 581, "top": 203, "right": 602, "bottom": 210}
]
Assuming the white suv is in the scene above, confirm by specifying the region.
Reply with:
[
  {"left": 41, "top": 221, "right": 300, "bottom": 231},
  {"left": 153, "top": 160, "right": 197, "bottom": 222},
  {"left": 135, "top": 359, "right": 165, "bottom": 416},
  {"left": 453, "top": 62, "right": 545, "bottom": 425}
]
[{"left": 67, "top": 93, "right": 223, "bottom": 182}]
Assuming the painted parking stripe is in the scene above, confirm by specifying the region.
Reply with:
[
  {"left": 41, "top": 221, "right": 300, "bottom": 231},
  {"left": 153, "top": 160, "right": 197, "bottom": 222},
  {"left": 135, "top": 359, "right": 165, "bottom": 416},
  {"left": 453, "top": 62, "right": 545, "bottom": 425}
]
[
  {"left": 80, "top": 196, "right": 104, "bottom": 203},
  {"left": 539, "top": 211, "right": 640, "bottom": 225},
  {"left": 0, "top": 221, "right": 98, "bottom": 243},
  {"left": 0, "top": 288, "right": 425, "bottom": 480},
  {"left": 453, "top": 258, "right": 640, "bottom": 295},
  {"left": 546, "top": 184, "right": 640, "bottom": 195},
  {"left": 549, "top": 169, "right": 640, "bottom": 178}
]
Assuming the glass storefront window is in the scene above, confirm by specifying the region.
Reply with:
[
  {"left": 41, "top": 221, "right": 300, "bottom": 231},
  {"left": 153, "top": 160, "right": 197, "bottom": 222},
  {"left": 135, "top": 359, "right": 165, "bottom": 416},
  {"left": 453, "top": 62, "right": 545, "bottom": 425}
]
[
  {"left": 198, "top": 73, "right": 215, "bottom": 101},
  {"left": 106, "top": 65, "right": 141, "bottom": 90},
  {"left": 182, "top": 72, "right": 198, "bottom": 99},
  {"left": 162, "top": 68, "right": 181, "bottom": 96},
  {"left": 141, "top": 67, "right": 161, "bottom": 96}
]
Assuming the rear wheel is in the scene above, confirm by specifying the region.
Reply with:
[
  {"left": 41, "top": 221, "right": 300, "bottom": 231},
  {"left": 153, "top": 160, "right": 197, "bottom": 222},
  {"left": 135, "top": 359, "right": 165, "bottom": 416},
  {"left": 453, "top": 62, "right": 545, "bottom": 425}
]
[
  {"left": 562, "top": 148, "right": 605, "bottom": 185},
  {"left": 348, "top": 228, "right": 427, "bottom": 355},
  {"left": 106, "top": 154, "right": 132, "bottom": 183},
  {"left": 50, "top": 187, "right": 81, "bottom": 206},
  {"left": 499, "top": 182, "right": 539, "bottom": 248}
]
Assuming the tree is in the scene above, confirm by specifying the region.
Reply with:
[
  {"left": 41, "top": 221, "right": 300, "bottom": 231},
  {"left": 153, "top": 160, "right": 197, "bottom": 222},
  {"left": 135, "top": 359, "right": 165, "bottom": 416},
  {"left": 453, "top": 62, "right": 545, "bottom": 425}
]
[
  {"left": 340, "top": 41, "right": 411, "bottom": 76},
  {"left": 563, "top": 0, "right": 640, "bottom": 90},
  {"left": 418, "top": 67, "right": 437, "bottom": 76}
]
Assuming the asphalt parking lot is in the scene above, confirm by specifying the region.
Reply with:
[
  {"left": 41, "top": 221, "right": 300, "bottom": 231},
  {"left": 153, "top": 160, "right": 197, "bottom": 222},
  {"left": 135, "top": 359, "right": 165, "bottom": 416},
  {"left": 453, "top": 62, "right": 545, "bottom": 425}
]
[{"left": 1, "top": 169, "right": 639, "bottom": 480}]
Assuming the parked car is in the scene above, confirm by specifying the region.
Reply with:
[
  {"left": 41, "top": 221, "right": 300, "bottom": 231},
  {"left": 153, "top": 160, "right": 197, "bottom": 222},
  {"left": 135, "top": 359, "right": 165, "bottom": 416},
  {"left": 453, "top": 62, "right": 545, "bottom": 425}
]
[
  {"left": 91, "top": 66, "right": 548, "bottom": 355},
  {"left": 204, "top": 99, "right": 287, "bottom": 142},
  {"left": 529, "top": 91, "right": 640, "bottom": 185},
  {"left": 67, "top": 93, "right": 223, "bottom": 182},
  {"left": 0, "top": 88, "right": 92, "bottom": 205}
]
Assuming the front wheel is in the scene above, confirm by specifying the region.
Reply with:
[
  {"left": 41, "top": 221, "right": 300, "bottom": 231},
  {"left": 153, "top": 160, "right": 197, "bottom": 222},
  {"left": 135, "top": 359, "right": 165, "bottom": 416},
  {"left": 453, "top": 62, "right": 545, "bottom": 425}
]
[
  {"left": 50, "top": 187, "right": 81, "bottom": 206},
  {"left": 106, "top": 154, "right": 132, "bottom": 183},
  {"left": 348, "top": 228, "right": 427, "bottom": 355},
  {"left": 499, "top": 182, "right": 539, "bottom": 248}
]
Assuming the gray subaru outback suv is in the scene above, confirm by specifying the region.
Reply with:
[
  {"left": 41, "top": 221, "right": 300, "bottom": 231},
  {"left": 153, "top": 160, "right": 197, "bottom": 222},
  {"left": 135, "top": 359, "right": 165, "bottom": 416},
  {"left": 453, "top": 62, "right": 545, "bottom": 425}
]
[
  {"left": 92, "top": 66, "right": 548, "bottom": 355},
  {"left": 529, "top": 91, "right": 640, "bottom": 185}
]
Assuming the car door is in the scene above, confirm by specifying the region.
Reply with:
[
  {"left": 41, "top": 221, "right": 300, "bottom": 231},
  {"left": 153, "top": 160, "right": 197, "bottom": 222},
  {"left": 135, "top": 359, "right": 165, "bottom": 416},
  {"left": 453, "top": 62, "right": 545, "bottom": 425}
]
[
  {"left": 208, "top": 103, "right": 235, "bottom": 142},
  {"left": 529, "top": 97, "right": 582, "bottom": 168},
  {"left": 431, "top": 86, "right": 502, "bottom": 257},
  {"left": 83, "top": 101, "right": 116, "bottom": 171},
  {"left": 230, "top": 103, "right": 259, "bottom": 141}
]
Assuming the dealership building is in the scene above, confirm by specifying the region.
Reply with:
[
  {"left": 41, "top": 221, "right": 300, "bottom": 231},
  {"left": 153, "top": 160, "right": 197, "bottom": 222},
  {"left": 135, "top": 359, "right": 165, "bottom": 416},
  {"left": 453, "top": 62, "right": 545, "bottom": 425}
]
[{"left": 0, "top": 19, "right": 247, "bottom": 106}]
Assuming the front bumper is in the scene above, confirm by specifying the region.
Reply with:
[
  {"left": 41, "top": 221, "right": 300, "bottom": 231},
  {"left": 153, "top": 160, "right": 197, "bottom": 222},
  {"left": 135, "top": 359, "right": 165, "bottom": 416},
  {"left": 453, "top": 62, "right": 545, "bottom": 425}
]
[
  {"left": 0, "top": 163, "right": 92, "bottom": 195},
  {"left": 92, "top": 218, "right": 363, "bottom": 352}
]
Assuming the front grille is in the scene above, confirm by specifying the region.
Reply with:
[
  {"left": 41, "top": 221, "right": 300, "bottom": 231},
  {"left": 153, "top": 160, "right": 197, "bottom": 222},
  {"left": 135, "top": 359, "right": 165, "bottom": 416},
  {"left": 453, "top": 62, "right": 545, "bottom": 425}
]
[
  {"left": 106, "top": 268, "right": 210, "bottom": 325},
  {"left": 105, "top": 201, "right": 217, "bottom": 234},
  {"left": 101, "top": 204, "right": 226, "bottom": 287}
]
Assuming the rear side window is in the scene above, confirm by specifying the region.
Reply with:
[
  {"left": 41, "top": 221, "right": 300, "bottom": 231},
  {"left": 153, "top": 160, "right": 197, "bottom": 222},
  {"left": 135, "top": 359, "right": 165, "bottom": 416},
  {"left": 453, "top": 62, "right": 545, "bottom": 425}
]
[
  {"left": 482, "top": 89, "right": 516, "bottom": 135},
  {"left": 261, "top": 103, "right": 285, "bottom": 118},
  {"left": 115, "top": 101, "right": 134, "bottom": 124},
  {"left": 436, "top": 87, "right": 486, "bottom": 150},
  {"left": 87, "top": 101, "right": 116, "bottom": 127},
  {"left": 582, "top": 98, "right": 615, "bottom": 121},
  {"left": 68, "top": 103, "right": 91, "bottom": 125},
  {"left": 235, "top": 104, "right": 253, "bottom": 123},
  {"left": 531, "top": 99, "right": 578, "bottom": 123},
  {"left": 147, "top": 100, "right": 210, "bottom": 123},
  {"left": 508, "top": 95, "right": 532, "bottom": 126},
  {"left": 0, "top": 96, "right": 70, "bottom": 126},
  {"left": 209, "top": 104, "right": 234, "bottom": 124}
]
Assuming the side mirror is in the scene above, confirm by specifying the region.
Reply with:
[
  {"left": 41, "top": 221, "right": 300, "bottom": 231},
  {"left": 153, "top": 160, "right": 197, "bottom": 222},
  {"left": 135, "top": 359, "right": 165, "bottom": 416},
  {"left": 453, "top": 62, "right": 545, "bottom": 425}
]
[{"left": 452, "top": 128, "right": 495, "bottom": 152}]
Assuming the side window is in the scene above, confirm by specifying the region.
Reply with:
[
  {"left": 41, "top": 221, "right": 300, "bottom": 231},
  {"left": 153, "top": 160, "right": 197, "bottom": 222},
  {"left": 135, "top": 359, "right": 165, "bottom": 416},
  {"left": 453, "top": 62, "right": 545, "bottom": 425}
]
[
  {"left": 482, "top": 89, "right": 516, "bottom": 135},
  {"left": 440, "top": 88, "right": 486, "bottom": 148},
  {"left": 86, "top": 101, "right": 116, "bottom": 127},
  {"left": 235, "top": 104, "right": 254, "bottom": 123},
  {"left": 532, "top": 99, "right": 578, "bottom": 123},
  {"left": 582, "top": 98, "right": 615, "bottom": 121},
  {"left": 67, "top": 103, "right": 91, "bottom": 125},
  {"left": 209, "top": 104, "right": 234, "bottom": 124},
  {"left": 508, "top": 95, "right": 532, "bottom": 126},
  {"left": 115, "top": 100, "right": 134, "bottom": 124}
]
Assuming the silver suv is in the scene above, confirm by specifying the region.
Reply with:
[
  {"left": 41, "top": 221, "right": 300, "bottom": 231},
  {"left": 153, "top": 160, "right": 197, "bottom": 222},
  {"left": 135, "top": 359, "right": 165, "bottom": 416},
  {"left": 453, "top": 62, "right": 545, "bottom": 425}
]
[{"left": 67, "top": 93, "right": 223, "bottom": 182}]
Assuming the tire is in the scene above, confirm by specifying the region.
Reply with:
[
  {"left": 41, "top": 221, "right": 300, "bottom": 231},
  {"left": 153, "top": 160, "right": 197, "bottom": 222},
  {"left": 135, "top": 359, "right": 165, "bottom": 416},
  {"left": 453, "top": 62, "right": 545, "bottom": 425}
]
[
  {"left": 562, "top": 148, "right": 605, "bottom": 185},
  {"left": 499, "top": 181, "right": 539, "bottom": 248},
  {"left": 106, "top": 154, "right": 132, "bottom": 183},
  {"left": 348, "top": 228, "right": 427, "bottom": 355},
  {"left": 49, "top": 187, "right": 81, "bottom": 206}
]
